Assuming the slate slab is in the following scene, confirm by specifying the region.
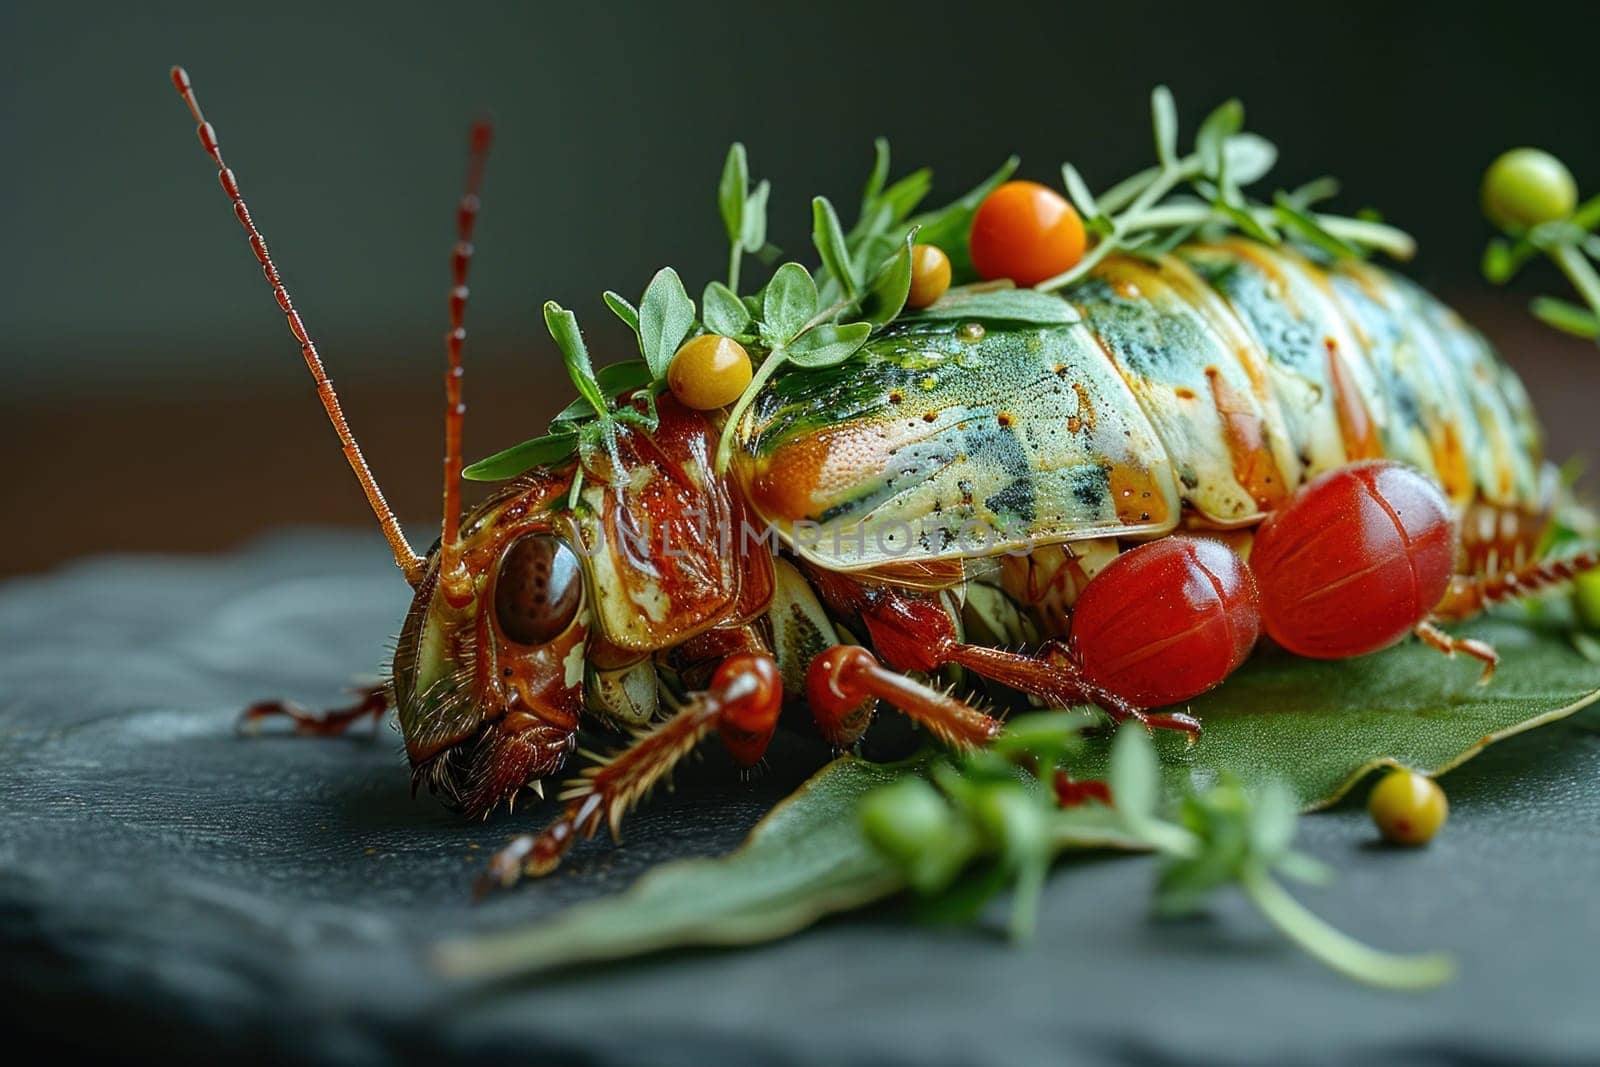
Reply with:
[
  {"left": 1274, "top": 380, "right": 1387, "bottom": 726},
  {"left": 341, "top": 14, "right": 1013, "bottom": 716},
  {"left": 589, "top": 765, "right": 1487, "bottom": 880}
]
[{"left": 3, "top": 530, "right": 1599, "bottom": 1065}]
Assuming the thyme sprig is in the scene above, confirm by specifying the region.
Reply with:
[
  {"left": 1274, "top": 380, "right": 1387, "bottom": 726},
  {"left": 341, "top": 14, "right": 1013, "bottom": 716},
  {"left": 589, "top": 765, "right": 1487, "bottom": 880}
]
[
  {"left": 860, "top": 715, "right": 1455, "bottom": 990},
  {"left": 1037, "top": 87, "right": 1415, "bottom": 292}
]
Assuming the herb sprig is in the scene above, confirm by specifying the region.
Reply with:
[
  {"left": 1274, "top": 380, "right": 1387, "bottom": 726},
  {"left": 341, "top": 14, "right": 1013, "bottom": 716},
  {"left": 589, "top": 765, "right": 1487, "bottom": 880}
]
[
  {"left": 1482, "top": 176, "right": 1600, "bottom": 342},
  {"left": 860, "top": 714, "right": 1455, "bottom": 989},
  {"left": 1037, "top": 87, "right": 1415, "bottom": 292}
]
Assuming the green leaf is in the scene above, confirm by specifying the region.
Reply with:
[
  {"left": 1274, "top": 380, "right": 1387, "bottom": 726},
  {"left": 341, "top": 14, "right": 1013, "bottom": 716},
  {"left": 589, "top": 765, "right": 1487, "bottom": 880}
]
[
  {"left": 1530, "top": 296, "right": 1600, "bottom": 339},
  {"left": 898, "top": 285, "right": 1081, "bottom": 325},
  {"left": 762, "top": 263, "right": 818, "bottom": 344},
  {"left": 861, "top": 137, "right": 891, "bottom": 215},
  {"left": 462, "top": 431, "right": 577, "bottom": 481},
  {"left": 1071, "top": 614, "right": 1600, "bottom": 809},
  {"left": 1061, "top": 163, "right": 1101, "bottom": 219},
  {"left": 1108, "top": 725, "right": 1158, "bottom": 822},
  {"left": 702, "top": 280, "right": 751, "bottom": 336},
  {"left": 812, "top": 196, "right": 859, "bottom": 298},
  {"left": 1222, "top": 133, "right": 1277, "bottom": 186},
  {"left": 1218, "top": 199, "right": 1279, "bottom": 244},
  {"left": 909, "top": 156, "right": 1021, "bottom": 276},
  {"left": 879, "top": 168, "right": 933, "bottom": 223},
  {"left": 741, "top": 179, "right": 771, "bottom": 254},
  {"left": 602, "top": 290, "right": 640, "bottom": 335},
  {"left": 719, "top": 143, "right": 748, "bottom": 244},
  {"left": 435, "top": 756, "right": 1140, "bottom": 979},
  {"left": 551, "top": 360, "right": 655, "bottom": 424},
  {"left": 1482, "top": 238, "right": 1515, "bottom": 284},
  {"left": 1151, "top": 85, "right": 1179, "bottom": 168},
  {"left": 786, "top": 321, "right": 871, "bottom": 368},
  {"left": 857, "top": 229, "right": 916, "bottom": 326},
  {"left": 544, "top": 301, "right": 606, "bottom": 419},
  {"left": 638, "top": 267, "right": 697, "bottom": 378},
  {"left": 434, "top": 758, "right": 909, "bottom": 979},
  {"left": 1274, "top": 193, "right": 1361, "bottom": 259},
  {"left": 1196, "top": 98, "right": 1244, "bottom": 177}
]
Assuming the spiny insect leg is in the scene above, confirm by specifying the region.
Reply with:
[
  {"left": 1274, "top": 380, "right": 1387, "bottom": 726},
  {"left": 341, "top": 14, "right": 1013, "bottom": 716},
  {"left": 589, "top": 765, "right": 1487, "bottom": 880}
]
[
  {"left": 1432, "top": 549, "right": 1600, "bottom": 621},
  {"left": 476, "top": 652, "right": 781, "bottom": 894},
  {"left": 239, "top": 683, "right": 388, "bottom": 737},
  {"left": 805, "top": 645, "right": 1002, "bottom": 751}
]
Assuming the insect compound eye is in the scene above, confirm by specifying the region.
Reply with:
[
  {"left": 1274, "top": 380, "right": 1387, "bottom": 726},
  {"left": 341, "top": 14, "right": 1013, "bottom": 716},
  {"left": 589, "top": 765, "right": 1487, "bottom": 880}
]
[{"left": 493, "top": 533, "right": 582, "bottom": 647}]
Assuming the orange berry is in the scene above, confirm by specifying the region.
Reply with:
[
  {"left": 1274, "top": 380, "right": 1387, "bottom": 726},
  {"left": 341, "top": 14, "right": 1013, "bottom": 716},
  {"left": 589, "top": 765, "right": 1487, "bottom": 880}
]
[{"left": 969, "top": 180, "right": 1086, "bottom": 287}]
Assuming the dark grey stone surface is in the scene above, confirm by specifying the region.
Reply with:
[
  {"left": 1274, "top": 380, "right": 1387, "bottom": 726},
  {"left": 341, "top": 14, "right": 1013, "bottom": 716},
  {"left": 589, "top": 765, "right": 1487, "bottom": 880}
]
[{"left": 3, "top": 530, "right": 1599, "bottom": 1066}]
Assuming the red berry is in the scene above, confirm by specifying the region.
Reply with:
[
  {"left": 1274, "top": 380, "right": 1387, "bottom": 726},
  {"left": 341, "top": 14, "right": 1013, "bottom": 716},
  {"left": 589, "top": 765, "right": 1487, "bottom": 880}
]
[
  {"left": 1250, "top": 461, "right": 1456, "bottom": 659},
  {"left": 1069, "top": 536, "right": 1260, "bottom": 707}
]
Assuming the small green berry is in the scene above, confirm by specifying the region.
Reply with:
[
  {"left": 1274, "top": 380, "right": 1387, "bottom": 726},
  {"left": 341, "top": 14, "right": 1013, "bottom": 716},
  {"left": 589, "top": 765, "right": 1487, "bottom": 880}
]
[
  {"left": 1369, "top": 769, "right": 1448, "bottom": 846},
  {"left": 1573, "top": 566, "right": 1600, "bottom": 631},
  {"left": 1482, "top": 148, "right": 1578, "bottom": 232},
  {"left": 859, "top": 779, "right": 957, "bottom": 884}
]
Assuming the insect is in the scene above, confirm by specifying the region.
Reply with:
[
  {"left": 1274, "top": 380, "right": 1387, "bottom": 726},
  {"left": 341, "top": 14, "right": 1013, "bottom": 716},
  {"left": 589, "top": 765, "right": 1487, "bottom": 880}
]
[{"left": 171, "top": 68, "right": 1596, "bottom": 891}]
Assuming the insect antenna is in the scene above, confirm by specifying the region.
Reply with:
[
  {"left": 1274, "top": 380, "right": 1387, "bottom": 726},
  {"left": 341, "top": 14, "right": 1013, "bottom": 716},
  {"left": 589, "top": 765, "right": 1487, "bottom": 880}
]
[
  {"left": 168, "top": 66, "right": 426, "bottom": 587},
  {"left": 438, "top": 120, "right": 493, "bottom": 599}
]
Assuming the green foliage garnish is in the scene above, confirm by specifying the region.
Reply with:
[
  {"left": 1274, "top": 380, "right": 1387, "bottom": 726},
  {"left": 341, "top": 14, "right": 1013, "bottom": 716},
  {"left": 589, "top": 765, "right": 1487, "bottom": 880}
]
[
  {"left": 1036, "top": 86, "right": 1415, "bottom": 292},
  {"left": 431, "top": 617, "right": 1597, "bottom": 983},
  {"left": 1481, "top": 153, "right": 1600, "bottom": 342},
  {"left": 857, "top": 719, "right": 1454, "bottom": 989}
]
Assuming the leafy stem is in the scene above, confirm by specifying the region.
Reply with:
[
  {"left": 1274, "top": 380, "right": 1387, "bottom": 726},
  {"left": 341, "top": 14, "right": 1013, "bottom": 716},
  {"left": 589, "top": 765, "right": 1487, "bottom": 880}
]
[
  {"left": 1239, "top": 865, "right": 1455, "bottom": 990},
  {"left": 1040, "top": 87, "right": 1411, "bottom": 293}
]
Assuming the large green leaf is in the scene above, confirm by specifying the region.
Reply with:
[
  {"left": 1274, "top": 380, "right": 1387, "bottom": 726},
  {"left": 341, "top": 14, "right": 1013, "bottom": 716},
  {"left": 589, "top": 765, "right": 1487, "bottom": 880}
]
[
  {"left": 1070, "top": 614, "right": 1600, "bottom": 809},
  {"left": 434, "top": 615, "right": 1597, "bottom": 978},
  {"left": 435, "top": 758, "right": 1139, "bottom": 980}
]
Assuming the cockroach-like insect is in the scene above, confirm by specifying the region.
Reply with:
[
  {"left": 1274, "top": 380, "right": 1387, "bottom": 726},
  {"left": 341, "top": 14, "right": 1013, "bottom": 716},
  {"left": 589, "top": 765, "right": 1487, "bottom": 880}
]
[{"left": 172, "top": 68, "right": 1597, "bottom": 891}]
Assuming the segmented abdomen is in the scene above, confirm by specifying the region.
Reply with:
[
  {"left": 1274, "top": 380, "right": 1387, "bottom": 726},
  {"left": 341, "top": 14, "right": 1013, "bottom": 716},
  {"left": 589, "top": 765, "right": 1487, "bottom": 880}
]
[{"left": 735, "top": 240, "right": 1547, "bottom": 573}]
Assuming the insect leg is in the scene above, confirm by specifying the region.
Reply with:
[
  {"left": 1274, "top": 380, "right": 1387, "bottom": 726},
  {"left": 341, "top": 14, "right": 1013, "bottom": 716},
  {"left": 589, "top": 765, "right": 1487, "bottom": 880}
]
[
  {"left": 238, "top": 682, "right": 388, "bottom": 737},
  {"left": 804, "top": 645, "right": 1002, "bottom": 751},
  {"left": 1413, "top": 620, "right": 1499, "bottom": 683},
  {"left": 828, "top": 579, "right": 1200, "bottom": 736},
  {"left": 477, "top": 652, "right": 782, "bottom": 892},
  {"left": 1430, "top": 549, "right": 1600, "bottom": 621}
]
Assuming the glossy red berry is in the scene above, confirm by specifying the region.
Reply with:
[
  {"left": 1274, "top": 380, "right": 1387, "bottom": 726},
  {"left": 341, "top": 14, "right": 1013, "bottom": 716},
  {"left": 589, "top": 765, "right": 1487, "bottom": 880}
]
[
  {"left": 1250, "top": 461, "right": 1456, "bottom": 659},
  {"left": 1069, "top": 536, "right": 1260, "bottom": 708}
]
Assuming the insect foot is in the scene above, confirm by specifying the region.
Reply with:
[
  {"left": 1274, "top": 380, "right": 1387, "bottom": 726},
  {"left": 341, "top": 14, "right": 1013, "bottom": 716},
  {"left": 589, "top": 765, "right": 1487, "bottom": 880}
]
[{"left": 238, "top": 683, "right": 389, "bottom": 738}]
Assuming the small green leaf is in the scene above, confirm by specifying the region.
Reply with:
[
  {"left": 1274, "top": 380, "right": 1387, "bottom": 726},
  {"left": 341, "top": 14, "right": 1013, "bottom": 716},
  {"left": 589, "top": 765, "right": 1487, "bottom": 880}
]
[
  {"left": 702, "top": 281, "right": 751, "bottom": 336},
  {"left": 1482, "top": 239, "right": 1515, "bottom": 283},
  {"left": 718, "top": 143, "right": 748, "bottom": 244},
  {"left": 550, "top": 360, "right": 654, "bottom": 424},
  {"left": 638, "top": 267, "right": 697, "bottom": 379},
  {"left": 1530, "top": 296, "right": 1600, "bottom": 339},
  {"left": 1108, "top": 726, "right": 1158, "bottom": 823},
  {"left": 879, "top": 168, "right": 934, "bottom": 223},
  {"left": 786, "top": 321, "right": 871, "bottom": 367},
  {"left": 812, "top": 196, "right": 859, "bottom": 298},
  {"left": 1274, "top": 193, "right": 1360, "bottom": 259},
  {"left": 861, "top": 137, "right": 891, "bottom": 215},
  {"left": 910, "top": 156, "right": 1021, "bottom": 278},
  {"left": 1218, "top": 199, "right": 1279, "bottom": 244},
  {"left": 1222, "top": 133, "right": 1277, "bottom": 186},
  {"left": 857, "top": 230, "right": 916, "bottom": 326},
  {"left": 762, "top": 263, "right": 818, "bottom": 344},
  {"left": 1152, "top": 85, "right": 1179, "bottom": 168},
  {"left": 1061, "top": 163, "right": 1100, "bottom": 219},
  {"left": 898, "top": 285, "right": 1080, "bottom": 326},
  {"left": 1247, "top": 780, "right": 1298, "bottom": 861},
  {"left": 544, "top": 301, "right": 606, "bottom": 419},
  {"left": 602, "top": 290, "right": 640, "bottom": 335},
  {"left": 1196, "top": 98, "right": 1245, "bottom": 176},
  {"left": 741, "top": 179, "right": 771, "bottom": 255},
  {"left": 462, "top": 431, "right": 577, "bottom": 481}
]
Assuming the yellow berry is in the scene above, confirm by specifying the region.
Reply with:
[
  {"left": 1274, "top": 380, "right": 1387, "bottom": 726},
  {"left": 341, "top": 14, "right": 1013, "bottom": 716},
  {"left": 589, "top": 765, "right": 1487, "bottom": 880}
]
[
  {"left": 1368, "top": 769, "right": 1448, "bottom": 846},
  {"left": 906, "top": 243, "right": 952, "bottom": 309},
  {"left": 667, "top": 334, "right": 752, "bottom": 410}
]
